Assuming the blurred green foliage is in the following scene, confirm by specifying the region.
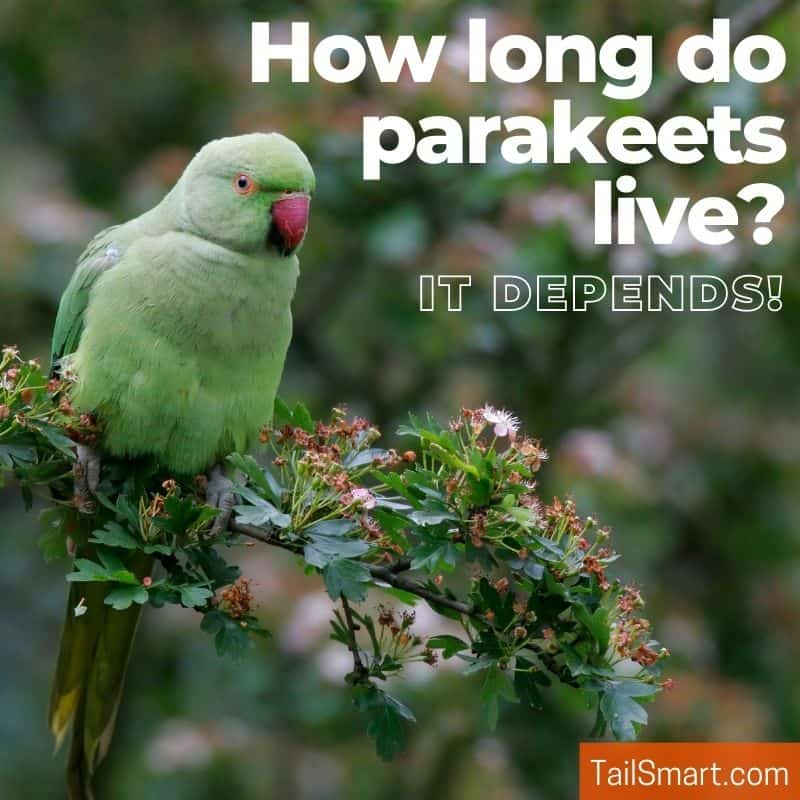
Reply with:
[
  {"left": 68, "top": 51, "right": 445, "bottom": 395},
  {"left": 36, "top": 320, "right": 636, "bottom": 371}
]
[{"left": 1, "top": 0, "right": 799, "bottom": 798}]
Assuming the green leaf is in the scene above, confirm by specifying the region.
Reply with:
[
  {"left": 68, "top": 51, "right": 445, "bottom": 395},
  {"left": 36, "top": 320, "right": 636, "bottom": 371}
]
[
  {"left": 600, "top": 691, "right": 649, "bottom": 741},
  {"left": 531, "top": 535, "right": 566, "bottom": 562},
  {"left": 376, "top": 472, "right": 420, "bottom": 507},
  {"left": 193, "top": 547, "right": 241, "bottom": 589},
  {"left": 428, "top": 443, "right": 479, "bottom": 477},
  {"left": 398, "top": 415, "right": 459, "bottom": 454},
  {"left": 574, "top": 606, "right": 611, "bottom": 653},
  {"left": 408, "top": 539, "right": 458, "bottom": 573},
  {"left": 373, "top": 498, "right": 412, "bottom": 514},
  {"left": 292, "top": 401, "right": 314, "bottom": 433},
  {"left": 501, "top": 494, "right": 516, "bottom": 509},
  {"left": 384, "top": 692, "right": 416, "bottom": 722},
  {"left": 474, "top": 577, "right": 516, "bottom": 628},
  {"left": 396, "top": 415, "right": 423, "bottom": 439},
  {"left": 480, "top": 665, "right": 518, "bottom": 731},
  {"left": 367, "top": 704, "right": 405, "bottom": 760},
  {"left": 200, "top": 609, "right": 254, "bottom": 662},
  {"left": 227, "top": 452, "right": 283, "bottom": 505},
  {"left": 15, "top": 458, "right": 69, "bottom": 486},
  {"left": 508, "top": 555, "right": 546, "bottom": 581},
  {"left": 233, "top": 491, "right": 291, "bottom": 528},
  {"left": 33, "top": 423, "right": 76, "bottom": 458},
  {"left": 304, "top": 520, "right": 368, "bottom": 568},
  {"left": 178, "top": 585, "right": 214, "bottom": 608},
  {"left": 563, "top": 644, "right": 600, "bottom": 678},
  {"left": 95, "top": 547, "right": 139, "bottom": 584},
  {"left": 200, "top": 611, "right": 224, "bottom": 637},
  {"left": 596, "top": 678, "right": 660, "bottom": 698},
  {"left": 305, "top": 535, "right": 369, "bottom": 569},
  {"left": 89, "top": 521, "right": 139, "bottom": 550},
  {"left": 427, "top": 634, "right": 469, "bottom": 659},
  {"left": 104, "top": 584, "right": 149, "bottom": 610},
  {"left": 343, "top": 448, "right": 389, "bottom": 469},
  {"left": 515, "top": 658, "right": 545, "bottom": 710},
  {"left": 371, "top": 507, "right": 412, "bottom": 536},
  {"left": 0, "top": 443, "right": 37, "bottom": 468},
  {"left": 67, "top": 558, "right": 113, "bottom": 583},
  {"left": 273, "top": 396, "right": 293, "bottom": 427},
  {"left": 306, "top": 519, "right": 356, "bottom": 537},
  {"left": 592, "top": 679, "right": 658, "bottom": 741},
  {"left": 354, "top": 686, "right": 415, "bottom": 761},
  {"left": 323, "top": 558, "right": 371, "bottom": 601},
  {"left": 155, "top": 495, "right": 216, "bottom": 536},
  {"left": 464, "top": 476, "right": 492, "bottom": 506},
  {"left": 460, "top": 654, "right": 495, "bottom": 675}
]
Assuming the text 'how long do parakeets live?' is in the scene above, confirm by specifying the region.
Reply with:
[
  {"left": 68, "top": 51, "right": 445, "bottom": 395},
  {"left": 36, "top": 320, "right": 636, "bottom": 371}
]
[{"left": 252, "top": 18, "right": 788, "bottom": 247}]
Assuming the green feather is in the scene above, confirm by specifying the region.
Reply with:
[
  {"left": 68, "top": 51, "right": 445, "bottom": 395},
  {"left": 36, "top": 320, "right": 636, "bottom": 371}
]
[{"left": 51, "top": 227, "right": 119, "bottom": 370}]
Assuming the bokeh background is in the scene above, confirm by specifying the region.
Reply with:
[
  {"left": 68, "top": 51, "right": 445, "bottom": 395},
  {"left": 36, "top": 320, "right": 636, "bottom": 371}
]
[{"left": 2, "top": 0, "right": 799, "bottom": 797}]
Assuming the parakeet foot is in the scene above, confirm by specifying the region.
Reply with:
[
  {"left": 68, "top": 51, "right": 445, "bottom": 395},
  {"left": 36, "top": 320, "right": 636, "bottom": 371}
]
[
  {"left": 206, "top": 465, "right": 237, "bottom": 537},
  {"left": 73, "top": 443, "right": 101, "bottom": 514}
]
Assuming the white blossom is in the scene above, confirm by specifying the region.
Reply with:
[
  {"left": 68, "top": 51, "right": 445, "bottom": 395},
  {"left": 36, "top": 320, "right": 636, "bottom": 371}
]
[{"left": 480, "top": 405, "right": 520, "bottom": 439}]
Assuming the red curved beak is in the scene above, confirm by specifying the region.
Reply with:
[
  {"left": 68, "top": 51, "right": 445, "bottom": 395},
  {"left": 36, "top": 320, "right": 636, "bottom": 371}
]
[{"left": 270, "top": 193, "right": 310, "bottom": 253}]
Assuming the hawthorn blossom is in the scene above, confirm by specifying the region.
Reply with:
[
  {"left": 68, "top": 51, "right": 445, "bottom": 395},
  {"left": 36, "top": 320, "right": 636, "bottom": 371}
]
[
  {"left": 480, "top": 405, "right": 520, "bottom": 438},
  {"left": 349, "top": 487, "right": 376, "bottom": 509}
]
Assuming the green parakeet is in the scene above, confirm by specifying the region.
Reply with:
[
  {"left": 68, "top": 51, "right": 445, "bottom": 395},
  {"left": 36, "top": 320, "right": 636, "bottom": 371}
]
[{"left": 48, "top": 132, "right": 314, "bottom": 798}]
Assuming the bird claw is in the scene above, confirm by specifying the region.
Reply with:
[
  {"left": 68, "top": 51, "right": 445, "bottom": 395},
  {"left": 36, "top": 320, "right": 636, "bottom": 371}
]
[
  {"left": 74, "top": 444, "right": 101, "bottom": 514},
  {"left": 206, "top": 464, "right": 238, "bottom": 537}
]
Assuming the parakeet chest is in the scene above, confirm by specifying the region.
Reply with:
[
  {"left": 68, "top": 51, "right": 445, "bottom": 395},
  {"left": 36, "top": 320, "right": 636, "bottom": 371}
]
[{"left": 71, "top": 233, "right": 298, "bottom": 473}]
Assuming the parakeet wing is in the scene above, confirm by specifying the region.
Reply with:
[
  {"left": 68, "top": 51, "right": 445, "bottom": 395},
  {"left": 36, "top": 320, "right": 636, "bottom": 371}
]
[{"left": 51, "top": 226, "right": 121, "bottom": 370}]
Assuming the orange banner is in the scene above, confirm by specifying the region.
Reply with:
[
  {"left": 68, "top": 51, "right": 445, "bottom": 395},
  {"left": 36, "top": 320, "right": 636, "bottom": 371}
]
[{"left": 580, "top": 743, "right": 799, "bottom": 800}]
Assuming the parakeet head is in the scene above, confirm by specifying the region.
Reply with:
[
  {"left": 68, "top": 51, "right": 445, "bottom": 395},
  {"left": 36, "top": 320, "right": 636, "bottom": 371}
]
[{"left": 177, "top": 132, "right": 315, "bottom": 256}]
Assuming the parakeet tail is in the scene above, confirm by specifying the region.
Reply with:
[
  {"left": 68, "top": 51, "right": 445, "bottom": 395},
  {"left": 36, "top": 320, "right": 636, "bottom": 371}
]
[{"left": 50, "top": 553, "right": 153, "bottom": 800}]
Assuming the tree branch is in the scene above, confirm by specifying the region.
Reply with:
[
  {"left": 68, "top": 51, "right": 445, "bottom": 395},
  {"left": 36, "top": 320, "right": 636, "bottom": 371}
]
[
  {"left": 229, "top": 518, "right": 580, "bottom": 687},
  {"left": 230, "top": 519, "right": 474, "bottom": 616},
  {"left": 366, "top": 562, "right": 475, "bottom": 616},
  {"left": 230, "top": 520, "right": 298, "bottom": 550},
  {"left": 646, "top": 0, "right": 795, "bottom": 126},
  {"left": 340, "top": 595, "right": 370, "bottom": 680}
]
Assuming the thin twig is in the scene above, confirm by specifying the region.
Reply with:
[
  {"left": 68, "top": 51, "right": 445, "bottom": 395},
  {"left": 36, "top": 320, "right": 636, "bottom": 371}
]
[{"left": 340, "top": 595, "right": 369, "bottom": 680}]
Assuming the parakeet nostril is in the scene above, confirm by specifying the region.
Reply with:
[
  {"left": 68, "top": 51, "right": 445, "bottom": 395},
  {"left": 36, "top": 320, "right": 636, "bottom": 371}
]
[{"left": 270, "top": 194, "right": 310, "bottom": 253}]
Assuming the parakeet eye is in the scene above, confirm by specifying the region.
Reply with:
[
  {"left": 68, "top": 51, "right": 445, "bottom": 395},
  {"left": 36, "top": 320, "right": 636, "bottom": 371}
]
[{"left": 233, "top": 173, "right": 257, "bottom": 195}]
